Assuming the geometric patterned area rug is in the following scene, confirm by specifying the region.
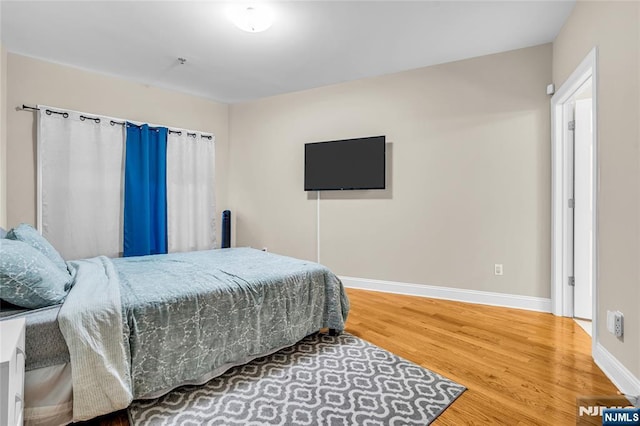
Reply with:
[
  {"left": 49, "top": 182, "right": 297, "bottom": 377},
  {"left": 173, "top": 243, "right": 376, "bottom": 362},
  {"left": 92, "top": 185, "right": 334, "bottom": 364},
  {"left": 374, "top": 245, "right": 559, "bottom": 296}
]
[{"left": 128, "top": 332, "right": 466, "bottom": 425}]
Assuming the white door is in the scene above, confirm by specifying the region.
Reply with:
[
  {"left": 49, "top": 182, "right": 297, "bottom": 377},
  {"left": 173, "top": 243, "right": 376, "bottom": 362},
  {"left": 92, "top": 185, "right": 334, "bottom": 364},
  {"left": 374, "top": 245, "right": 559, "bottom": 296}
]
[{"left": 573, "top": 98, "right": 593, "bottom": 320}]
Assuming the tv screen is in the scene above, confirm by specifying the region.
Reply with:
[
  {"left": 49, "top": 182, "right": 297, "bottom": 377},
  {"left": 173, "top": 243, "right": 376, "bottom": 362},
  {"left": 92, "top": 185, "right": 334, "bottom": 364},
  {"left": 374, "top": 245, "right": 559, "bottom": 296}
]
[{"left": 304, "top": 136, "right": 385, "bottom": 191}]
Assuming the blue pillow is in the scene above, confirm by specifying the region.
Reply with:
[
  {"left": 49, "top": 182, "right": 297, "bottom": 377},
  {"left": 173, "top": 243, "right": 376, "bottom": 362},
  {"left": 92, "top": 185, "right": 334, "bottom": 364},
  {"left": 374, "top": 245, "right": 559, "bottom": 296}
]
[
  {"left": 0, "top": 227, "right": 7, "bottom": 239},
  {"left": 7, "top": 223, "right": 69, "bottom": 274},
  {"left": 0, "top": 239, "right": 72, "bottom": 309}
]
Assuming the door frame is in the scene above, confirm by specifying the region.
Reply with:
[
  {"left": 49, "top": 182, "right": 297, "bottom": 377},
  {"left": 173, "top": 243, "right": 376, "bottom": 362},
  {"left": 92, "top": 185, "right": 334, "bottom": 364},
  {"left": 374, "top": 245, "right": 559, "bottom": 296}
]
[{"left": 550, "top": 47, "right": 598, "bottom": 346}]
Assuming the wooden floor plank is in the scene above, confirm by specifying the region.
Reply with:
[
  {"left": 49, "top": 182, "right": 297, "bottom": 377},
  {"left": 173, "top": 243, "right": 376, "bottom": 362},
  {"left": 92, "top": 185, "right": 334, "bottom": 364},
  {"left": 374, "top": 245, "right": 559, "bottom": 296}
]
[{"left": 89, "top": 288, "right": 619, "bottom": 425}]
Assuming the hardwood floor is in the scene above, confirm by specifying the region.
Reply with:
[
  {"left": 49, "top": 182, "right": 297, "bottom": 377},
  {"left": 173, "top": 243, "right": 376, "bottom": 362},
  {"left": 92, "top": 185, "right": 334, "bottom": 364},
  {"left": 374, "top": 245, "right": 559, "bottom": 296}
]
[
  {"left": 90, "top": 288, "right": 618, "bottom": 425},
  {"left": 345, "top": 289, "right": 618, "bottom": 425}
]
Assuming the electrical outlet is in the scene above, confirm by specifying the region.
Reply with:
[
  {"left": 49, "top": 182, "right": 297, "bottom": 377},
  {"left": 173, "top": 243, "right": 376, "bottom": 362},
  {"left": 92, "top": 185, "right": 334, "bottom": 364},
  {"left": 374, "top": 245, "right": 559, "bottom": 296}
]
[
  {"left": 607, "top": 310, "right": 624, "bottom": 337},
  {"left": 614, "top": 312, "right": 624, "bottom": 337},
  {"left": 494, "top": 264, "right": 503, "bottom": 276}
]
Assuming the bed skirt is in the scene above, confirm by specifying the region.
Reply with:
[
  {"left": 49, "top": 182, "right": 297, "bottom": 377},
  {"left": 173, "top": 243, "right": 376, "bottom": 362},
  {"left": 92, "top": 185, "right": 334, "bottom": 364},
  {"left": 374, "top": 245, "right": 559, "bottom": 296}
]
[
  {"left": 24, "top": 333, "right": 326, "bottom": 425},
  {"left": 24, "top": 364, "right": 72, "bottom": 426}
]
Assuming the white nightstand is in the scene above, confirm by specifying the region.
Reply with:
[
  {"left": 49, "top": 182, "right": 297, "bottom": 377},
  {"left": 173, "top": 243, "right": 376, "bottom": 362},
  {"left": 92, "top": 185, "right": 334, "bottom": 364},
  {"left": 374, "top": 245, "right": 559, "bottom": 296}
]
[{"left": 0, "top": 318, "right": 26, "bottom": 426}]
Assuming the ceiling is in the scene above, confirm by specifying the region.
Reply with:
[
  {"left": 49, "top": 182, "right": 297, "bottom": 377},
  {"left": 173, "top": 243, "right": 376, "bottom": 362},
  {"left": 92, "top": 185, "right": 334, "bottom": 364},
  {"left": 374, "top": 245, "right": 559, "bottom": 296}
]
[{"left": 1, "top": 1, "right": 575, "bottom": 104}]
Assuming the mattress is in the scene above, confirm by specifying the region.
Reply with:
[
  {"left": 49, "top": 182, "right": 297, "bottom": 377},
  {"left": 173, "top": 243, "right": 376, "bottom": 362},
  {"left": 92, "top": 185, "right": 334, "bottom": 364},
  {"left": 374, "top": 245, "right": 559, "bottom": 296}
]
[{"left": 0, "top": 303, "right": 70, "bottom": 371}]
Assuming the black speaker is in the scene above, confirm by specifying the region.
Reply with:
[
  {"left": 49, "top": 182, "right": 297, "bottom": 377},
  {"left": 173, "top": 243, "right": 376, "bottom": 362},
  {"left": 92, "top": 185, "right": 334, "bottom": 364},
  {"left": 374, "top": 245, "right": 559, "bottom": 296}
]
[{"left": 221, "top": 210, "right": 231, "bottom": 249}]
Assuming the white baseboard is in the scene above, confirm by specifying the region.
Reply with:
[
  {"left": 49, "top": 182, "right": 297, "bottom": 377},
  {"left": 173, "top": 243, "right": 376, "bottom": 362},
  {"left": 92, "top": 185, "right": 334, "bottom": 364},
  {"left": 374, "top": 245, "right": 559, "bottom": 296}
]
[
  {"left": 339, "top": 276, "right": 552, "bottom": 313},
  {"left": 593, "top": 342, "right": 640, "bottom": 398}
]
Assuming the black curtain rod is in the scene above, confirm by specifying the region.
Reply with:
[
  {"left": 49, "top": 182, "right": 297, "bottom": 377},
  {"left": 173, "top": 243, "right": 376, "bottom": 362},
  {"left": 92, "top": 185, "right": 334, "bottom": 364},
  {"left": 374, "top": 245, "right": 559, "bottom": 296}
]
[
  {"left": 19, "top": 104, "right": 213, "bottom": 139},
  {"left": 167, "top": 130, "right": 211, "bottom": 139},
  {"left": 80, "top": 114, "right": 101, "bottom": 124},
  {"left": 22, "top": 104, "right": 69, "bottom": 118}
]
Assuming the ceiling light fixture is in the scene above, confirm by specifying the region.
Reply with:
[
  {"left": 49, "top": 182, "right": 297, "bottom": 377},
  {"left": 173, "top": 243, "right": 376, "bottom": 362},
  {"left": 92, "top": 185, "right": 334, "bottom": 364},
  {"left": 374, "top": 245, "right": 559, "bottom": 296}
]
[{"left": 228, "top": 5, "right": 274, "bottom": 33}]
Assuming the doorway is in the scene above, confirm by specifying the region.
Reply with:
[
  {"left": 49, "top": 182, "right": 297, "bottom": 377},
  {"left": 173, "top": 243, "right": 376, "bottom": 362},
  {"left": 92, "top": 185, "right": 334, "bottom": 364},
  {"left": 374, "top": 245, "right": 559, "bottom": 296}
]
[
  {"left": 572, "top": 82, "right": 594, "bottom": 323},
  {"left": 551, "top": 48, "right": 598, "bottom": 348}
]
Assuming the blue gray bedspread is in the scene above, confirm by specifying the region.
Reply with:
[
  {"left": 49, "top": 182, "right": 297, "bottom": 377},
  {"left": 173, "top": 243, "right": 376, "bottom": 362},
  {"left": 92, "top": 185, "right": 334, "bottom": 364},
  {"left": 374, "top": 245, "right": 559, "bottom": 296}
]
[{"left": 60, "top": 248, "right": 349, "bottom": 420}]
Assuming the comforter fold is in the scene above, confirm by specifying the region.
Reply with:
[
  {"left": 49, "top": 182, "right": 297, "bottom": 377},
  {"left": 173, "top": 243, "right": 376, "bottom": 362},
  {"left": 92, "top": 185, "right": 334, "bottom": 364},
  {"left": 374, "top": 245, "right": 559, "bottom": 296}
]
[{"left": 58, "top": 256, "right": 133, "bottom": 421}]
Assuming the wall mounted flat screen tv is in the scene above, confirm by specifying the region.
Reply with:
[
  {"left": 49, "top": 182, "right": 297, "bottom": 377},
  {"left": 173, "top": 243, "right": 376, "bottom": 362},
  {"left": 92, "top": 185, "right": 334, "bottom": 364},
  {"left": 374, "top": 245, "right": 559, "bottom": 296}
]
[{"left": 305, "top": 136, "right": 385, "bottom": 191}]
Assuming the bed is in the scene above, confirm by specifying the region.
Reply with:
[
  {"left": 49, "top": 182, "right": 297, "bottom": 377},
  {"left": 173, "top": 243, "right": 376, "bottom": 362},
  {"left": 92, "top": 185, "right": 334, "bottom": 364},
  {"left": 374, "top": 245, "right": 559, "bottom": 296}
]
[{"left": 0, "top": 242, "right": 349, "bottom": 426}]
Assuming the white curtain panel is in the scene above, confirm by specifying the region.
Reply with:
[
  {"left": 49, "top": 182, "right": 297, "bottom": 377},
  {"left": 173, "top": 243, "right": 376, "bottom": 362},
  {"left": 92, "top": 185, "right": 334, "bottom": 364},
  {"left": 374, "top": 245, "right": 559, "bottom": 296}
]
[
  {"left": 166, "top": 132, "right": 216, "bottom": 252},
  {"left": 39, "top": 108, "right": 125, "bottom": 260}
]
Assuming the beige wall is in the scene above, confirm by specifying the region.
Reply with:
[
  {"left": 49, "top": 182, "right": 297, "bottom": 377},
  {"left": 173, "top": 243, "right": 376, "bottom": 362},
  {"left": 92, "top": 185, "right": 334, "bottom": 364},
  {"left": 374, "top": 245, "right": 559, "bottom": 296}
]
[
  {"left": 1, "top": 44, "right": 7, "bottom": 228},
  {"left": 6, "top": 53, "right": 229, "bottom": 229},
  {"left": 553, "top": 1, "right": 640, "bottom": 378},
  {"left": 229, "top": 44, "right": 552, "bottom": 298}
]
